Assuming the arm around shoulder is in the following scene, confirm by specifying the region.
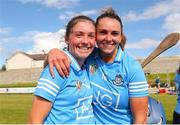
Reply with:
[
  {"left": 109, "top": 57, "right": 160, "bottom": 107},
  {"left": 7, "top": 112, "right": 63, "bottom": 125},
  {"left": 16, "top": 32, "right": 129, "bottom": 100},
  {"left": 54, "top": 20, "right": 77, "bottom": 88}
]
[{"left": 47, "top": 48, "right": 71, "bottom": 78}]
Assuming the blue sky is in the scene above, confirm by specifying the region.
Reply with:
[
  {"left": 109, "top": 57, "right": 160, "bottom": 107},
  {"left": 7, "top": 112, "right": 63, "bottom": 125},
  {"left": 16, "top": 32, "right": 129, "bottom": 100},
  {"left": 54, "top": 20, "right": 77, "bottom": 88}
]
[{"left": 0, "top": 0, "right": 180, "bottom": 67}]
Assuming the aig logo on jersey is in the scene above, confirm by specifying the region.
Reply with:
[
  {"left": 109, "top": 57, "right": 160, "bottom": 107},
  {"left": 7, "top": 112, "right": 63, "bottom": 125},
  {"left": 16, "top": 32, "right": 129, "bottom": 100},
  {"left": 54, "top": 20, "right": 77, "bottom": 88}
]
[
  {"left": 113, "top": 74, "right": 123, "bottom": 86},
  {"left": 75, "top": 96, "right": 94, "bottom": 120}
]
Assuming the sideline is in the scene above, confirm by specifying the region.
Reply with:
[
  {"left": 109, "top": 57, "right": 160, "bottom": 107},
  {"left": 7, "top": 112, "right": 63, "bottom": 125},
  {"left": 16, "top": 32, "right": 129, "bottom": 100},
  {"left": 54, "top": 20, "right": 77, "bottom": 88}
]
[{"left": 0, "top": 87, "right": 35, "bottom": 93}]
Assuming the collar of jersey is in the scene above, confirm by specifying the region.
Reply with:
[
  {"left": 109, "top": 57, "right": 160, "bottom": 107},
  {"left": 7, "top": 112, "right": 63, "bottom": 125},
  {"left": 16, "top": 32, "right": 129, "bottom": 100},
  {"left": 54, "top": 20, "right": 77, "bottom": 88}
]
[
  {"left": 63, "top": 48, "right": 81, "bottom": 72},
  {"left": 94, "top": 46, "right": 123, "bottom": 63}
]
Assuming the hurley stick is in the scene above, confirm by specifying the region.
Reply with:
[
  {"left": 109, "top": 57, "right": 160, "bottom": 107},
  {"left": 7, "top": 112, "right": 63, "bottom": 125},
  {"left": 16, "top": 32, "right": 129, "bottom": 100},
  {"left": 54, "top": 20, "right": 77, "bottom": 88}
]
[{"left": 142, "top": 32, "right": 180, "bottom": 68}]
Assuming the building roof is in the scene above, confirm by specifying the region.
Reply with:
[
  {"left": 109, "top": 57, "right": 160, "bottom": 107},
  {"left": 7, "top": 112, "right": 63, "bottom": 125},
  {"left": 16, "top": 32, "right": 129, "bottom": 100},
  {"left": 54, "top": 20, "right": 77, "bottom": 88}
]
[
  {"left": 7, "top": 51, "right": 47, "bottom": 61},
  {"left": 22, "top": 52, "right": 47, "bottom": 60},
  {"left": 28, "top": 53, "right": 47, "bottom": 60}
]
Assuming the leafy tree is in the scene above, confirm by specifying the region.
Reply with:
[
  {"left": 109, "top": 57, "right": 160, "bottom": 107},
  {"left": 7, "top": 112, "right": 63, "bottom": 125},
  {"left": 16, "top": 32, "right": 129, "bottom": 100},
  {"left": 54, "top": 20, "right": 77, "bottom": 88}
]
[{"left": 1, "top": 64, "right": 6, "bottom": 71}]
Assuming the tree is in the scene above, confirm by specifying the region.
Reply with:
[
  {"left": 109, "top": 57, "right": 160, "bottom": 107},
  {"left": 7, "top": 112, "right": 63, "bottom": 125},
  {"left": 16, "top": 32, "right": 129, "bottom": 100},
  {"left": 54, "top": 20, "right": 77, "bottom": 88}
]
[{"left": 1, "top": 64, "right": 6, "bottom": 71}]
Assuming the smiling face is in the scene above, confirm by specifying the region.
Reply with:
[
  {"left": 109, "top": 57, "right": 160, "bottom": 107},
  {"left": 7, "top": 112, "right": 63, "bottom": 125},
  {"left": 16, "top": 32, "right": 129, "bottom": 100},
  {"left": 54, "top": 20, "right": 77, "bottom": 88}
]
[
  {"left": 96, "top": 17, "right": 122, "bottom": 62},
  {"left": 66, "top": 20, "right": 95, "bottom": 65}
]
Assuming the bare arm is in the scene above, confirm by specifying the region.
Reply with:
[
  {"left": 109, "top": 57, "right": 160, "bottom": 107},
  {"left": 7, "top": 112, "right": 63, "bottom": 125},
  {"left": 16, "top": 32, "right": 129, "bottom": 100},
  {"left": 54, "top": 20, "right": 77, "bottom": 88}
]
[
  {"left": 130, "top": 96, "right": 148, "bottom": 124},
  {"left": 28, "top": 96, "right": 52, "bottom": 124},
  {"left": 46, "top": 48, "right": 71, "bottom": 78}
]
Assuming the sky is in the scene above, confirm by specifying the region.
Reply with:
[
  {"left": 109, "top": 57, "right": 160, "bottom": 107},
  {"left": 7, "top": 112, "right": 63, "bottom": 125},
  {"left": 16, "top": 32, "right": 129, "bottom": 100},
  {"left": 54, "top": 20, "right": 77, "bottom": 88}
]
[{"left": 0, "top": 0, "right": 180, "bottom": 67}]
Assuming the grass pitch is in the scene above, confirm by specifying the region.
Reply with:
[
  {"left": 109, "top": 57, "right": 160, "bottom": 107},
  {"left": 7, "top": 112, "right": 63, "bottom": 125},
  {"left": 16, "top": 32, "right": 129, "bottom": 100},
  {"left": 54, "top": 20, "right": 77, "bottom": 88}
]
[
  {"left": 150, "top": 94, "right": 177, "bottom": 124},
  {"left": 0, "top": 93, "right": 177, "bottom": 124},
  {"left": 0, "top": 93, "right": 33, "bottom": 124}
]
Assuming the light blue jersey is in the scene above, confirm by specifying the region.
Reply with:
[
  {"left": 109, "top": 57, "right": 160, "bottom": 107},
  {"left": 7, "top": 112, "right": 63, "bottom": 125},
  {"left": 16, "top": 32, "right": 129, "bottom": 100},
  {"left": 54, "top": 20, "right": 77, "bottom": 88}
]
[
  {"left": 34, "top": 50, "right": 95, "bottom": 124},
  {"left": 175, "top": 72, "right": 180, "bottom": 114},
  {"left": 86, "top": 47, "right": 148, "bottom": 124}
]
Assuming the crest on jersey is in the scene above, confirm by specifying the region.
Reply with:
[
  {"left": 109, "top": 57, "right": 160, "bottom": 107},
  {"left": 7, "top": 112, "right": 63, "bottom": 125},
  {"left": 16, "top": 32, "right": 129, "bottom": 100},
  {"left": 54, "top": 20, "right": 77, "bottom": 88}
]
[
  {"left": 76, "top": 80, "right": 82, "bottom": 90},
  {"left": 89, "top": 64, "right": 98, "bottom": 74},
  {"left": 113, "top": 74, "right": 123, "bottom": 86}
]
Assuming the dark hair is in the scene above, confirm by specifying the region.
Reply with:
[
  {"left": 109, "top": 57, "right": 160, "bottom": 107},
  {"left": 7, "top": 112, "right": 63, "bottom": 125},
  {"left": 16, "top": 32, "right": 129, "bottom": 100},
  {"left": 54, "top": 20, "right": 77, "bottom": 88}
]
[
  {"left": 96, "top": 7, "right": 126, "bottom": 50},
  {"left": 177, "top": 63, "right": 180, "bottom": 74},
  {"left": 65, "top": 15, "right": 95, "bottom": 40}
]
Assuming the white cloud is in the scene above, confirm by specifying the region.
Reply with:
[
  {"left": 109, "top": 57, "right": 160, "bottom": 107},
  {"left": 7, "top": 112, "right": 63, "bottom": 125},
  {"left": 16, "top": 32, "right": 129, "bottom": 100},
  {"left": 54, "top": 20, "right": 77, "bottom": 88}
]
[
  {"left": 58, "top": 9, "right": 99, "bottom": 20},
  {"left": 59, "top": 15, "right": 67, "bottom": 20},
  {"left": 29, "top": 29, "right": 66, "bottom": 54},
  {"left": 59, "top": 11, "right": 75, "bottom": 20},
  {"left": 0, "top": 31, "right": 39, "bottom": 44},
  {"left": 81, "top": 9, "right": 99, "bottom": 15},
  {"left": 127, "top": 38, "right": 158, "bottom": 49},
  {"left": 162, "top": 13, "right": 180, "bottom": 32},
  {"left": 0, "top": 27, "right": 12, "bottom": 36},
  {"left": 123, "top": 0, "right": 180, "bottom": 22},
  {"left": 0, "top": 29, "right": 66, "bottom": 55},
  {"left": 17, "top": 0, "right": 80, "bottom": 9},
  {"left": 127, "top": 34, "right": 180, "bottom": 53}
]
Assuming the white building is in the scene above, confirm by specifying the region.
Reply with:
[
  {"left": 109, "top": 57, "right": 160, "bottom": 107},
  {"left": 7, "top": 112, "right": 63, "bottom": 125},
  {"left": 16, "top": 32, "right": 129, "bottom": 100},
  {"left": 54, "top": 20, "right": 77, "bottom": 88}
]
[
  {"left": 5, "top": 51, "right": 180, "bottom": 73},
  {"left": 6, "top": 51, "right": 47, "bottom": 70}
]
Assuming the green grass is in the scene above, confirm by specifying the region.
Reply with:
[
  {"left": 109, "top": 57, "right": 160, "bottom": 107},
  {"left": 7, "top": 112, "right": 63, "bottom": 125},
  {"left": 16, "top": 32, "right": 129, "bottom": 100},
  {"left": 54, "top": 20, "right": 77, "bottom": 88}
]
[
  {"left": 0, "top": 83, "right": 37, "bottom": 88},
  {"left": 147, "top": 73, "right": 175, "bottom": 81},
  {"left": 147, "top": 73, "right": 176, "bottom": 87},
  {"left": 0, "top": 93, "right": 33, "bottom": 124},
  {"left": 150, "top": 94, "right": 177, "bottom": 124},
  {"left": 0, "top": 93, "right": 177, "bottom": 124}
]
